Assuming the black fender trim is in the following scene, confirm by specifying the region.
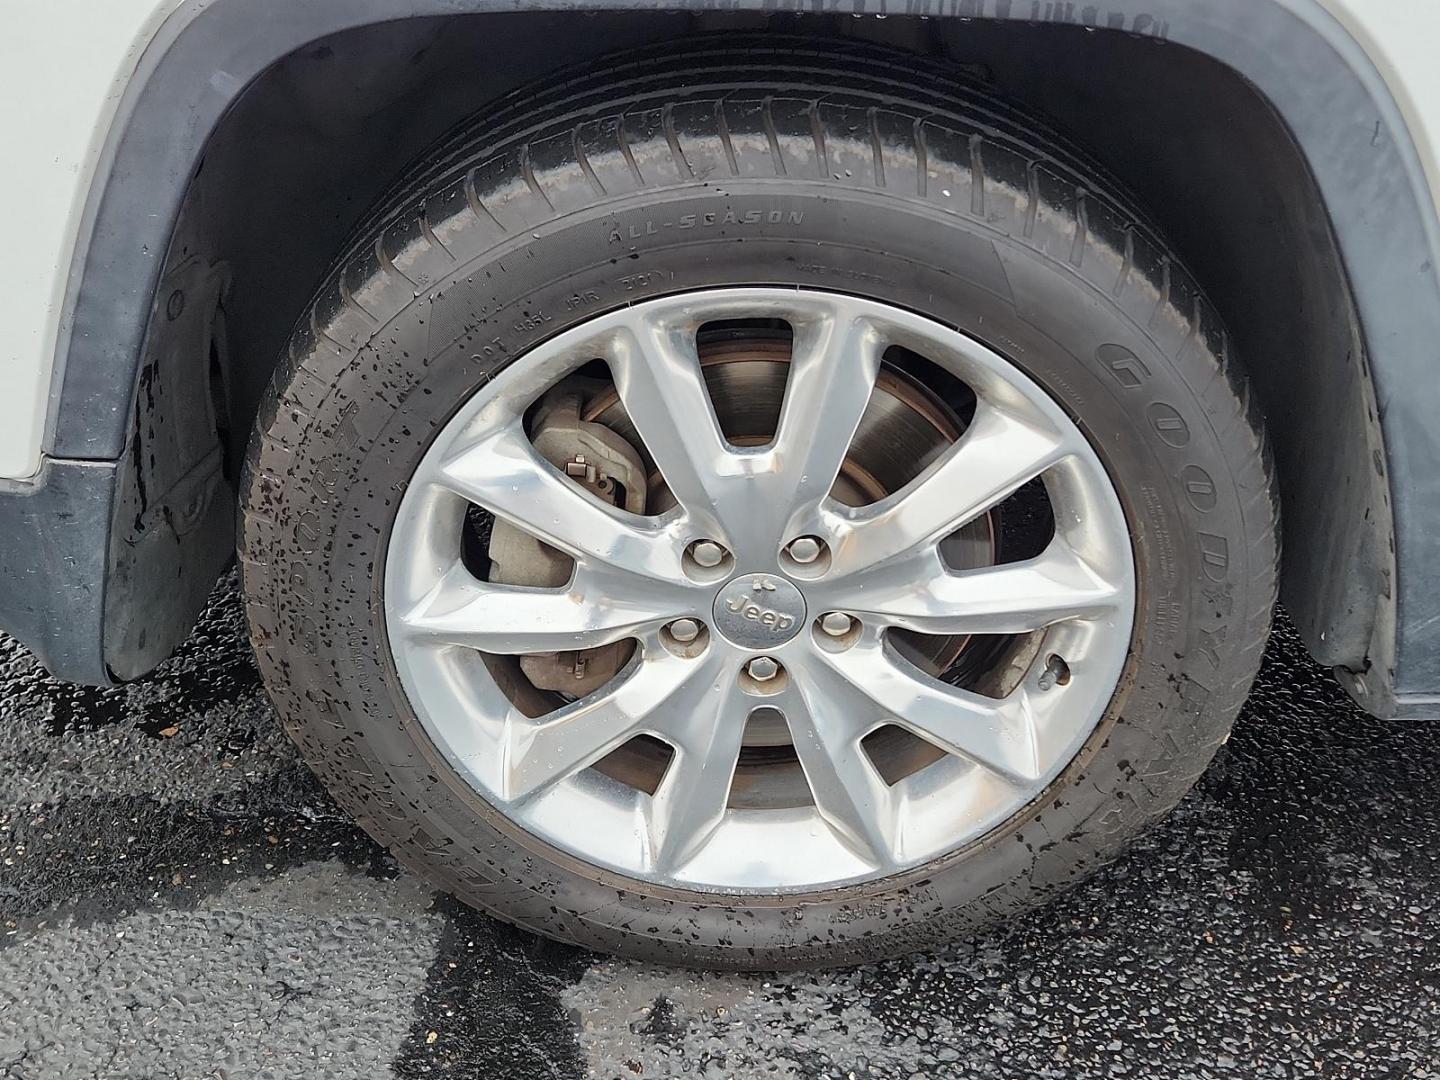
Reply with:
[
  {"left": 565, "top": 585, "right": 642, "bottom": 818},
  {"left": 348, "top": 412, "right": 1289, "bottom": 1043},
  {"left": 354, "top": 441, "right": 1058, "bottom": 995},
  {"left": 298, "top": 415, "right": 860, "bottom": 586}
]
[{"left": 0, "top": 461, "right": 116, "bottom": 684}]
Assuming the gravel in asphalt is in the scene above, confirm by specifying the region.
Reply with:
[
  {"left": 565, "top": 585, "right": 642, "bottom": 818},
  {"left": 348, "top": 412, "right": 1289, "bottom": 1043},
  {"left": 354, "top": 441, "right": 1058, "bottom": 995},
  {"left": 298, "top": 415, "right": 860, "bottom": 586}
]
[{"left": 0, "top": 573, "right": 1435, "bottom": 1079}]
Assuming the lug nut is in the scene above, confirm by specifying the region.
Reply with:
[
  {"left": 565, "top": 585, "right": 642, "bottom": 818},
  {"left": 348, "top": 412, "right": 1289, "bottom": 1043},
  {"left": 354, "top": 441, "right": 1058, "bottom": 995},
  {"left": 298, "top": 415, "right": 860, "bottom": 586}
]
[
  {"left": 746, "top": 656, "right": 780, "bottom": 681},
  {"left": 787, "top": 536, "right": 823, "bottom": 564},
  {"left": 819, "top": 612, "right": 854, "bottom": 637},
  {"left": 668, "top": 618, "right": 702, "bottom": 644},
  {"left": 691, "top": 540, "right": 727, "bottom": 568}
]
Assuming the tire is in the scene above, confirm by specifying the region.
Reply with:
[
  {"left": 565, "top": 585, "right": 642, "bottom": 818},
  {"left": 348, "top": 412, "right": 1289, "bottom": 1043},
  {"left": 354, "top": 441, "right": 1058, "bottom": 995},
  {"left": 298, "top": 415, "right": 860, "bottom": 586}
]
[{"left": 240, "top": 37, "right": 1278, "bottom": 970}]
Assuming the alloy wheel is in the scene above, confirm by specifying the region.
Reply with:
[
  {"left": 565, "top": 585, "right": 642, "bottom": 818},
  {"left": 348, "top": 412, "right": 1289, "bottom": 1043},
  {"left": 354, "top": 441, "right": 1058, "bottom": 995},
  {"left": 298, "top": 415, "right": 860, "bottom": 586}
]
[{"left": 383, "top": 288, "right": 1134, "bottom": 891}]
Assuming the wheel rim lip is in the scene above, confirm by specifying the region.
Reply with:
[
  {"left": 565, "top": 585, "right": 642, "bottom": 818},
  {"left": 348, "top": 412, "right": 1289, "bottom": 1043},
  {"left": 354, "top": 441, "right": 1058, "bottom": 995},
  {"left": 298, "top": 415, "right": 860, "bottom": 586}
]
[{"left": 382, "top": 286, "right": 1136, "bottom": 894}]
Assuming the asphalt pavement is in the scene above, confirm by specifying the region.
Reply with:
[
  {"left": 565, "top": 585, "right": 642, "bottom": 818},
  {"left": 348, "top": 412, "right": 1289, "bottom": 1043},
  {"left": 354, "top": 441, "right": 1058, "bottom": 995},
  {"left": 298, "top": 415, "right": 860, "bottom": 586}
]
[{"left": 0, "top": 573, "right": 1435, "bottom": 1079}]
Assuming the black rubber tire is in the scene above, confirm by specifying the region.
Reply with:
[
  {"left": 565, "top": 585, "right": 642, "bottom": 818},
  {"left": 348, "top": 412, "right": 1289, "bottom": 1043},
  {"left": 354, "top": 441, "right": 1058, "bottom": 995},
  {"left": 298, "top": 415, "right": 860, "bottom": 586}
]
[{"left": 240, "top": 37, "right": 1278, "bottom": 970}]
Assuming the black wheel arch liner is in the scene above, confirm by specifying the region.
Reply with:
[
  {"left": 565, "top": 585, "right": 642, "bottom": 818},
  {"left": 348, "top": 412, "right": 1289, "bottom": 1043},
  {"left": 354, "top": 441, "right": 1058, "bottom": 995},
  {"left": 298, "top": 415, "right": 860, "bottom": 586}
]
[{"left": 10, "top": 0, "right": 1439, "bottom": 716}]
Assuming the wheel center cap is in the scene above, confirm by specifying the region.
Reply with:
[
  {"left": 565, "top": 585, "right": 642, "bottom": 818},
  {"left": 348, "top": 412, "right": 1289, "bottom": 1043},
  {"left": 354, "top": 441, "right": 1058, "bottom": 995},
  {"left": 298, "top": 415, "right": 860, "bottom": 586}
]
[{"left": 712, "top": 573, "right": 807, "bottom": 649}]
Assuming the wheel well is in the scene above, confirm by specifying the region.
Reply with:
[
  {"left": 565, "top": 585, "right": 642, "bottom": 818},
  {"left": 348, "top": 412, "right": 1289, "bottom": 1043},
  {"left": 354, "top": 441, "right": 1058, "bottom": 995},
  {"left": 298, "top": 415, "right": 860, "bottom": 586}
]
[{"left": 126, "top": 11, "right": 1392, "bottom": 704}]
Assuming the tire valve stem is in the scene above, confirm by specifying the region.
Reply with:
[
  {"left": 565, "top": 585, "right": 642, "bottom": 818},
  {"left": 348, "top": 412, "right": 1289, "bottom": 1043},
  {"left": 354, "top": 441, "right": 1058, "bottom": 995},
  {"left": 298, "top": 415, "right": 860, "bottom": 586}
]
[{"left": 1038, "top": 654, "right": 1071, "bottom": 691}]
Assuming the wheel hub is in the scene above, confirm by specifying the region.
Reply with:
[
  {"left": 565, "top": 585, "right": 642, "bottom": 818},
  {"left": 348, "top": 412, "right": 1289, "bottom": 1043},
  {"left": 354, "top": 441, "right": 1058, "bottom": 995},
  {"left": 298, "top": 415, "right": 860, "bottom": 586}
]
[{"left": 712, "top": 573, "right": 808, "bottom": 649}]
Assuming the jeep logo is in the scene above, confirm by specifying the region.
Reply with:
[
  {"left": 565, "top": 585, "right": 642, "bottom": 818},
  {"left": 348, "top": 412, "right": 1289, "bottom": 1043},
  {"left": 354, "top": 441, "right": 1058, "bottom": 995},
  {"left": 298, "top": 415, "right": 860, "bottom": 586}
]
[
  {"left": 712, "top": 572, "right": 806, "bottom": 647},
  {"left": 723, "top": 594, "right": 796, "bottom": 632}
]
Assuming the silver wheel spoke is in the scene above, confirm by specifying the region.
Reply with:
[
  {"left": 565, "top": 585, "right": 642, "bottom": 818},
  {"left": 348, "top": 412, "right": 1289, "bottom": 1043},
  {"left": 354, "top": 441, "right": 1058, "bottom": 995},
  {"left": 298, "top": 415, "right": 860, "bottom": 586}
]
[
  {"left": 823, "top": 538, "right": 1125, "bottom": 637},
  {"left": 610, "top": 315, "right": 736, "bottom": 538},
  {"left": 502, "top": 652, "right": 718, "bottom": 802},
  {"left": 436, "top": 421, "right": 681, "bottom": 580},
  {"left": 829, "top": 399, "right": 1073, "bottom": 577},
  {"left": 776, "top": 679, "right": 899, "bottom": 869},
  {"left": 807, "top": 646, "right": 1041, "bottom": 784},
  {"left": 610, "top": 299, "right": 886, "bottom": 556},
  {"left": 394, "top": 564, "right": 685, "bottom": 654},
  {"left": 647, "top": 674, "right": 753, "bottom": 872},
  {"left": 767, "top": 304, "right": 884, "bottom": 531}
]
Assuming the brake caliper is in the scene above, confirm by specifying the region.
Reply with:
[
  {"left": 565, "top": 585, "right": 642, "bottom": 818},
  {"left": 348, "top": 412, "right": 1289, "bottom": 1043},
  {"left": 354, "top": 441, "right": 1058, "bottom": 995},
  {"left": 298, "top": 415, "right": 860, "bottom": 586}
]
[{"left": 486, "top": 382, "right": 648, "bottom": 696}]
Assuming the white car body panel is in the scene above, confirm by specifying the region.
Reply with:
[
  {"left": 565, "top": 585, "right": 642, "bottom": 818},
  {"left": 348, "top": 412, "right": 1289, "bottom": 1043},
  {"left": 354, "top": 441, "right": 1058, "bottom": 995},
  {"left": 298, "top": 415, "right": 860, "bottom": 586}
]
[
  {"left": 0, "top": 0, "right": 183, "bottom": 481},
  {"left": 0, "top": 0, "right": 1437, "bottom": 481}
]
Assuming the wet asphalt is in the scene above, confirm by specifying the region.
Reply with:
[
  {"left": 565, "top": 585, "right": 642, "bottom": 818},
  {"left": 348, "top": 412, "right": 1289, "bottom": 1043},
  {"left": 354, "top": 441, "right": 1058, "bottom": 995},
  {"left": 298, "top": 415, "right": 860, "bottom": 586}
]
[{"left": 0, "top": 573, "right": 1435, "bottom": 1079}]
